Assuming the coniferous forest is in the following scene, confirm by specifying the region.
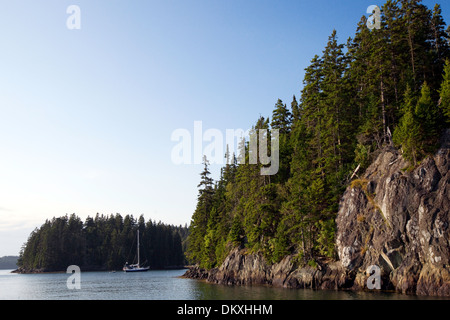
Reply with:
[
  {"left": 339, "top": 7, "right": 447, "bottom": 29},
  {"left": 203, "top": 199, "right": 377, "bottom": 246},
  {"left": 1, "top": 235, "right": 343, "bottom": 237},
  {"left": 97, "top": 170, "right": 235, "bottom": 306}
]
[
  {"left": 18, "top": 214, "right": 188, "bottom": 272},
  {"left": 187, "top": 0, "right": 450, "bottom": 269}
]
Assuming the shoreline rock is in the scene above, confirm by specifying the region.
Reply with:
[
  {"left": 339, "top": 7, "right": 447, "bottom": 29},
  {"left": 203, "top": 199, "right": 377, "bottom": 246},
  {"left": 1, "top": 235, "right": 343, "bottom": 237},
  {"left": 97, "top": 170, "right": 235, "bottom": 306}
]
[
  {"left": 183, "top": 248, "right": 350, "bottom": 290},
  {"left": 182, "top": 250, "right": 351, "bottom": 291}
]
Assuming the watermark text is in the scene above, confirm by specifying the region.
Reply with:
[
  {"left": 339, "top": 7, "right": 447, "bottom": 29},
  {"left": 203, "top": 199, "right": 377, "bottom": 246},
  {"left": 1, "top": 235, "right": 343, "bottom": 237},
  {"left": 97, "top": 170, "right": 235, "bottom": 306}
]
[{"left": 171, "top": 121, "right": 279, "bottom": 175}]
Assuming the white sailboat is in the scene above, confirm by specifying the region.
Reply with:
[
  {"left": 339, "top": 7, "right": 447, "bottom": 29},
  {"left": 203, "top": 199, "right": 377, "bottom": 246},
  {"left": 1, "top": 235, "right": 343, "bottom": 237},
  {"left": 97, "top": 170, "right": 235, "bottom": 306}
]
[{"left": 123, "top": 229, "right": 150, "bottom": 272}]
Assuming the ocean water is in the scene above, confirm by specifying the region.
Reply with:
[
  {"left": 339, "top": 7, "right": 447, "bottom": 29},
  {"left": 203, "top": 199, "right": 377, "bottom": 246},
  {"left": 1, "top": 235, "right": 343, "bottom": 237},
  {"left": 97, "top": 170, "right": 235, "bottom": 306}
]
[{"left": 0, "top": 269, "right": 442, "bottom": 300}]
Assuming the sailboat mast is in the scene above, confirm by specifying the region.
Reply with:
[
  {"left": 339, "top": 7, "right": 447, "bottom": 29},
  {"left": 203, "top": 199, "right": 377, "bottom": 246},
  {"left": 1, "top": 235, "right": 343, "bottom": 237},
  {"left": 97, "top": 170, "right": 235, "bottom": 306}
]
[{"left": 137, "top": 229, "right": 140, "bottom": 267}]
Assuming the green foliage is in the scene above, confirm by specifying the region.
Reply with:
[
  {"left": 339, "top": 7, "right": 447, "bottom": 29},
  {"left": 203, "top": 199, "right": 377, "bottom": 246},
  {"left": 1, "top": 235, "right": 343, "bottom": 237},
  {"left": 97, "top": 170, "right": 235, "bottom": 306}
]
[
  {"left": 355, "top": 143, "right": 371, "bottom": 169},
  {"left": 185, "top": 0, "right": 449, "bottom": 270},
  {"left": 271, "top": 99, "right": 292, "bottom": 134},
  {"left": 394, "top": 83, "right": 441, "bottom": 164},
  {"left": 307, "top": 259, "right": 318, "bottom": 269},
  {"left": 439, "top": 59, "right": 450, "bottom": 123},
  {"left": 315, "top": 219, "right": 336, "bottom": 258},
  {"left": 18, "top": 213, "right": 188, "bottom": 271},
  {"left": 228, "top": 214, "right": 244, "bottom": 246}
]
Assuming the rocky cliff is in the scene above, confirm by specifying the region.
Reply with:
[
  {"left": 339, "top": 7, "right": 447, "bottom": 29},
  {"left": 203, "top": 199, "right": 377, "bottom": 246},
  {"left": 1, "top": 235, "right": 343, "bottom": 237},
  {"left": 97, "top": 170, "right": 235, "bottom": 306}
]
[
  {"left": 335, "top": 130, "right": 450, "bottom": 296},
  {"left": 184, "top": 248, "right": 349, "bottom": 290},
  {"left": 184, "top": 130, "right": 450, "bottom": 296}
]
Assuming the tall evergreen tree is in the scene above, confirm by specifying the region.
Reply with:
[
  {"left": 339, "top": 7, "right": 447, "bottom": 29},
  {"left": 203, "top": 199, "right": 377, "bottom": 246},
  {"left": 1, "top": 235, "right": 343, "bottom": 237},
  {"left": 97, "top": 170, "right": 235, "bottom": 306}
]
[
  {"left": 291, "top": 95, "right": 300, "bottom": 123},
  {"left": 394, "top": 82, "right": 440, "bottom": 164},
  {"left": 439, "top": 59, "right": 450, "bottom": 123},
  {"left": 430, "top": 4, "right": 450, "bottom": 89},
  {"left": 187, "top": 156, "right": 215, "bottom": 264},
  {"left": 394, "top": 85, "right": 421, "bottom": 164},
  {"left": 271, "top": 99, "right": 292, "bottom": 134},
  {"left": 414, "top": 82, "right": 440, "bottom": 152}
]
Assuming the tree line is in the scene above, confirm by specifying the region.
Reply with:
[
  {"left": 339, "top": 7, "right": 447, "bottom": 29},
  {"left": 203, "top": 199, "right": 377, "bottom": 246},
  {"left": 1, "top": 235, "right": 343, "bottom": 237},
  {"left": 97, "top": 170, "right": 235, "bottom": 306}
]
[
  {"left": 0, "top": 256, "right": 18, "bottom": 269},
  {"left": 187, "top": 0, "right": 450, "bottom": 269},
  {"left": 18, "top": 213, "right": 188, "bottom": 272}
]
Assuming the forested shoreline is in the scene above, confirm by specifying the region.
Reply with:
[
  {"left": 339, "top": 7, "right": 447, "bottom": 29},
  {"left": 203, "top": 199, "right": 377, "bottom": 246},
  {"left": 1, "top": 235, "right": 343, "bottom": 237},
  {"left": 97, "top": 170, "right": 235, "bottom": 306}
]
[
  {"left": 15, "top": 0, "right": 450, "bottom": 276},
  {"left": 17, "top": 213, "right": 188, "bottom": 272},
  {"left": 186, "top": 0, "right": 450, "bottom": 269}
]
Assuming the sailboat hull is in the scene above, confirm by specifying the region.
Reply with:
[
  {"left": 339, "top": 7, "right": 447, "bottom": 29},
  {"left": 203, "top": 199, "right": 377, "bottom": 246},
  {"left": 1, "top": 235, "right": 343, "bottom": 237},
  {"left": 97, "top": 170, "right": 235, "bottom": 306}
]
[
  {"left": 123, "top": 230, "right": 149, "bottom": 272},
  {"left": 123, "top": 267, "right": 150, "bottom": 272}
]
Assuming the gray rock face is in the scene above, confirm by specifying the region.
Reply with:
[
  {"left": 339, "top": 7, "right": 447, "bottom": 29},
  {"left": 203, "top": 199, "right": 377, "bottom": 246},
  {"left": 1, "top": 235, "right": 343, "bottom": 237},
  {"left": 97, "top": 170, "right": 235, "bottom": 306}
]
[
  {"left": 184, "top": 248, "right": 348, "bottom": 290},
  {"left": 336, "top": 130, "right": 450, "bottom": 296},
  {"left": 184, "top": 130, "right": 450, "bottom": 296}
]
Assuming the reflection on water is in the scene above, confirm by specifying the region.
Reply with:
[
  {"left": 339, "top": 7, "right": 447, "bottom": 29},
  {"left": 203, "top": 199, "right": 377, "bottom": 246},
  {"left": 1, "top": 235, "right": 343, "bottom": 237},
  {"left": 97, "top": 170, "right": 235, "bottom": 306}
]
[
  {"left": 192, "top": 280, "right": 432, "bottom": 300},
  {"left": 0, "top": 269, "right": 442, "bottom": 300}
]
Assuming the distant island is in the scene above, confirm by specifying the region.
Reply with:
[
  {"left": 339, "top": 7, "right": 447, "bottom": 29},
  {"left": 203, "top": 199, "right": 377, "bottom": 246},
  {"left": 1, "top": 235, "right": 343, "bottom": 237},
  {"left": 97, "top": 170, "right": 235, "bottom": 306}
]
[
  {"left": 0, "top": 256, "right": 19, "bottom": 270},
  {"left": 16, "top": 213, "right": 188, "bottom": 273}
]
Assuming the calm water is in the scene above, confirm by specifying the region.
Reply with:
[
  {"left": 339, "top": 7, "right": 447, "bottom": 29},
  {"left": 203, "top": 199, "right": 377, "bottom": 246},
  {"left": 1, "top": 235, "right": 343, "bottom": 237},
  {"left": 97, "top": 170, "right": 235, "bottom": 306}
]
[{"left": 0, "top": 269, "right": 443, "bottom": 300}]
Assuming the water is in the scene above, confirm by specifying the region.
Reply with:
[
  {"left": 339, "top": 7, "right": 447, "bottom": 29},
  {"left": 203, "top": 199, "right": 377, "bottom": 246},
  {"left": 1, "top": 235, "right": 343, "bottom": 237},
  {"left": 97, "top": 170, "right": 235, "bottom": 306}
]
[{"left": 0, "top": 269, "right": 443, "bottom": 300}]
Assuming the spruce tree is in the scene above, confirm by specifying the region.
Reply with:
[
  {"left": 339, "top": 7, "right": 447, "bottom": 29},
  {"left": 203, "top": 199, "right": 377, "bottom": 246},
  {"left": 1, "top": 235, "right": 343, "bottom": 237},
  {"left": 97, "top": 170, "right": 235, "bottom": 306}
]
[
  {"left": 394, "top": 84, "right": 423, "bottom": 165},
  {"left": 271, "top": 99, "right": 293, "bottom": 183},
  {"left": 187, "top": 156, "right": 215, "bottom": 265},
  {"left": 439, "top": 59, "right": 450, "bottom": 123},
  {"left": 271, "top": 99, "right": 292, "bottom": 134},
  {"left": 291, "top": 95, "right": 300, "bottom": 123},
  {"left": 430, "top": 4, "right": 450, "bottom": 89},
  {"left": 415, "top": 82, "right": 440, "bottom": 151}
]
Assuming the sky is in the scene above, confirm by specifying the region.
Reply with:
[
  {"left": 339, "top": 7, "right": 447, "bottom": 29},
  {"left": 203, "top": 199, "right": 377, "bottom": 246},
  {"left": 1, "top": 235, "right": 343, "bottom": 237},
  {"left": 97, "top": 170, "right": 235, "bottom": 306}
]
[{"left": 1, "top": 0, "right": 449, "bottom": 256}]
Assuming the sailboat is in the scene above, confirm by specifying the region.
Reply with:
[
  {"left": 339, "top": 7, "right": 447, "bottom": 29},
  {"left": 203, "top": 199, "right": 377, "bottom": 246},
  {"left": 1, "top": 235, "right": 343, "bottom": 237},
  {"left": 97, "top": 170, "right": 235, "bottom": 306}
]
[{"left": 123, "top": 229, "right": 150, "bottom": 272}]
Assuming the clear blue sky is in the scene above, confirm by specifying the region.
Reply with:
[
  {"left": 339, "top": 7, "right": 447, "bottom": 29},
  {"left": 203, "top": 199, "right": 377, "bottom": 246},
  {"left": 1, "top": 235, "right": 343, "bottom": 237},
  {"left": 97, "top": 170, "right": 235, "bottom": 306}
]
[{"left": 1, "top": 0, "right": 449, "bottom": 256}]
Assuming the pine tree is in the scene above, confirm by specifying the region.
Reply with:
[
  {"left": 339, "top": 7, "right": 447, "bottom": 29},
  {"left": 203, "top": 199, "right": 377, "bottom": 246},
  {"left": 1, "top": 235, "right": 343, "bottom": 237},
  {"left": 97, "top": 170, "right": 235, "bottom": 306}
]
[
  {"left": 439, "top": 59, "right": 450, "bottom": 123},
  {"left": 291, "top": 95, "right": 300, "bottom": 123},
  {"left": 284, "top": 119, "right": 313, "bottom": 259},
  {"left": 271, "top": 99, "right": 292, "bottom": 134},
  {"left": 321, "top": 29, "right": 355, "bottom": 178},
  {"left": 197, "top": 155, "right": 214, "bottom": 199},
  {"left": 393, "top": 84, "right": 425, "bottom": 165},
  {"left": 187, "top": 156, "right": 215, "bottom": 265},
  {"left": 271, "top": 99, "right": 293, "bottom": 183},
  {"left": 347, "top": 17, "right": 382, "bottom": 149},
  {"left": 430, "top": 4, "right": 450, "bottom": 90},
  {"left": 415, "top": 82, "right": 440, "bottom": 153}
]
